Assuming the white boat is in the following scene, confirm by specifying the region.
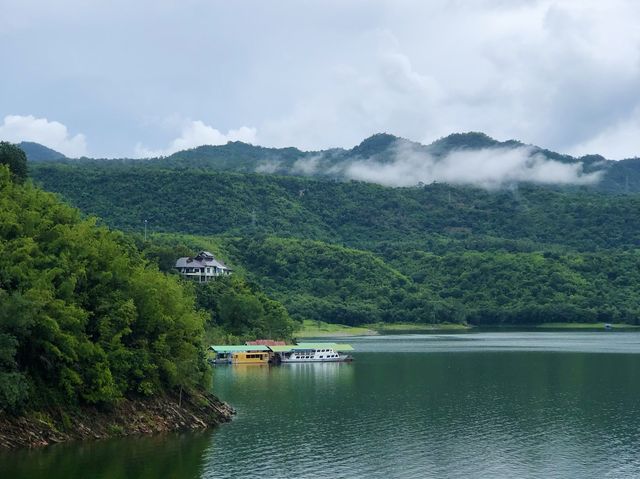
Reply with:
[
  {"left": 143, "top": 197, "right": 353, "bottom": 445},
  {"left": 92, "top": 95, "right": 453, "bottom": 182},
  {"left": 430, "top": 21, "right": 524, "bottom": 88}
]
[{"left": 277, "top": 343, "right": 353, "bottom": 363}]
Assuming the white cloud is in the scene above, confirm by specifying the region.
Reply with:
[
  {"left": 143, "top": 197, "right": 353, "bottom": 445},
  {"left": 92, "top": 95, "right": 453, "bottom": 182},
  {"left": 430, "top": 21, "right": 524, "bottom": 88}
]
[
  {"left": 135, "top": 120, "right": 257, "bottom": 158},
  {"left": 344, "top": 144, "right": 601, "bottom": 189},
  {"left": 291, "top": 155, "right": 324, "bottom": 175},
  {"left": 0, "top": 115, "right": 87, "bottom": 157},
  {"left": 3, "top": 1, "right": 640, "bottom": 158},
  {"left": 255, "top": 160, "right": 282, "bottom": 174}
]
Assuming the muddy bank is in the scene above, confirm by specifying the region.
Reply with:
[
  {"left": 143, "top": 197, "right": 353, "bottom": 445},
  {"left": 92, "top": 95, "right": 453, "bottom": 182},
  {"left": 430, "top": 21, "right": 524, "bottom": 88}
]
[{"left": 0, "top": 391, "right": 234, "bottom": 449}]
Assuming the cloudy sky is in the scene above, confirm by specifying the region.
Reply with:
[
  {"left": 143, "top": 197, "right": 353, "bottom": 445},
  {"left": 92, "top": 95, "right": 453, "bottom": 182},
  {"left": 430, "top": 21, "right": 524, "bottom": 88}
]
[{"left": 1, "top": 0, "right": 639, "bottom": 159}]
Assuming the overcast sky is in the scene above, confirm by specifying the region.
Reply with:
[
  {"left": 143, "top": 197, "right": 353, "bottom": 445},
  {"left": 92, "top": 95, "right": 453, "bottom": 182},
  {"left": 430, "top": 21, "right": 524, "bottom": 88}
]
[{"left": 1, "top": 0, "right": 639, "bottom": 159}]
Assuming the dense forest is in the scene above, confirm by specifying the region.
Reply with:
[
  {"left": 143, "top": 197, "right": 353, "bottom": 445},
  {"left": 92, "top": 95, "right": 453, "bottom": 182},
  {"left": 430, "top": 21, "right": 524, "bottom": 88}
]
[
  {"left": 21, "top": 132, "right": 640, "bottom": 193},
  {"left": 16, "top": 136, "right": 640, "bottom": 331},
  {"left": 31, "top": 165, "right": 640, "bottom": 251},
  {"left": 31, "top": 157, "right": 639, "bottom": 327},
  {"left": 131, "top": 234, "right": 640, "bottom": 327},
  {"left": 0, "top": 164, "right": 212, "bottom": 412},
  {"left": 0, "top": 153, "right": 291, "bottom": 414}
]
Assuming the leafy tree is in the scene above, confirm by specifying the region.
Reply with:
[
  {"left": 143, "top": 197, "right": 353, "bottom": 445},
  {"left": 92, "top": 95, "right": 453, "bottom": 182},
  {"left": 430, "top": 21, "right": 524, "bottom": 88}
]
[
  {"left": 0, "top": 142, "right": 28, "bottom": 183},
  {"left": 0, "top": 166, "right": 210, "bottom": 411}
]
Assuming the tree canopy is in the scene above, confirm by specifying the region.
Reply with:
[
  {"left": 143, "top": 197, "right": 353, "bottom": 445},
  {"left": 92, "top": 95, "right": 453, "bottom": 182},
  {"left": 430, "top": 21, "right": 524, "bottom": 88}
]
[
  {"left": 0, "top": 166, "right": 209, "bottom": 412},
  {"left": 0, "top": 142, "right": 28, "bottom": 183}
]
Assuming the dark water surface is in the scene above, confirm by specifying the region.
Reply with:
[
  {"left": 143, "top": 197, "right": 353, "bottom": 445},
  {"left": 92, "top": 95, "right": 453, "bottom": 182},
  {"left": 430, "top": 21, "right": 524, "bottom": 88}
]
[{"left": 2, "top": 332, "right": 640, "bottom": 478}]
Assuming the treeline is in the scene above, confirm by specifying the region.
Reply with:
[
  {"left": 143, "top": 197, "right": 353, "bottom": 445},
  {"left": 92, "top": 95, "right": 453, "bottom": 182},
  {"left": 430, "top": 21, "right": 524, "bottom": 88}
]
[
  {"left": 26, "top": 163, "right": 640, "bottom": 328},
  {"left": 31, "top": 165, "right": 640, "bottom": 251},
  {"left": 134, "top": 238, "right": 297, "bottom": 343},
  {"left": 22, "top": 132, "right": 640, "bottom": 193},
  {"left": 138, "top": 234, "right": 640, "bottom": 327},
  {"left": 0, "top": 165, "right": 211, "bottom": 412}
]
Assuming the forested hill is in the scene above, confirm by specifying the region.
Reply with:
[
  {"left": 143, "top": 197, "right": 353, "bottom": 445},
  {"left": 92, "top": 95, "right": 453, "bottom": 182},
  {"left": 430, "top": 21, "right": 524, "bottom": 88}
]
[
  {"left": 31, "top": 165, "right": 640, "bottom": 251},
  {"left": 29, "top": 162, "right": 640, "bottom": 327},
  {"left": 22, "top": 132, "right": 640, "bottom": 193},
  {"left": 0, "top": 165, "right": 211, "bottom": 412}
]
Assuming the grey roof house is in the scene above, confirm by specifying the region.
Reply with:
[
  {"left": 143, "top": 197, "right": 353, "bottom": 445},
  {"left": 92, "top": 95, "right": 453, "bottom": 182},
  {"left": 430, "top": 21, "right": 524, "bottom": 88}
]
[{"left": 175, "top": 251, "right": 232, "bottom": 282}]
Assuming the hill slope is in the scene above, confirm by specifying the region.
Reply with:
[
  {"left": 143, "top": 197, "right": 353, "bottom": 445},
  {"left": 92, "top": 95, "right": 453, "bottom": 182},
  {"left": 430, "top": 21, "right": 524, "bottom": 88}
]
[
  {"left": 22, "top": 132, "right": 640, "bottom": 192},
  {"left": 0, "top": 166, "right": 210, "bottom": 412},
  {"left": 31, "top": 165, "right": 640, "bottom": 251},
  {"left": 28, "top": 161, "right": 640, "bottom": 327}
]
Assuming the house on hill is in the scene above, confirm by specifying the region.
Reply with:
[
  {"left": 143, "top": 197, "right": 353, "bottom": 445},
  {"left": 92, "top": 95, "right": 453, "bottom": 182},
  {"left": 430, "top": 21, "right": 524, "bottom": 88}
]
[{"left": 175, "top": 251, "right": 232, "bottom": 283}]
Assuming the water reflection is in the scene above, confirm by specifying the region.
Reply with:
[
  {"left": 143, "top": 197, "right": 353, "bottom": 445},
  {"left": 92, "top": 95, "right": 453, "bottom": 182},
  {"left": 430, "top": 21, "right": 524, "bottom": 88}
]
[
  {"left": 203, "top": 334, "right": 640, "bottom": 479},
  {"left": 2, "top": 333, "right": 640, "bottom": 479},
  {"left": 0, "top": 431, "right": 211, "bottom": 479}
]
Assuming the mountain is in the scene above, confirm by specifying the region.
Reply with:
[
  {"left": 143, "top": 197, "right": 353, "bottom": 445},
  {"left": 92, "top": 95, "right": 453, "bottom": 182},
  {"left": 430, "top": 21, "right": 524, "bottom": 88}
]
[
  {"left": 23, "top": 132, "right": 640, "bottom": 193},
  {"left": 25, "top": 146, "right": 640, "bottom": 327},
  {"left": 18, "top": 141, "right": 67, "bottom": 162}
]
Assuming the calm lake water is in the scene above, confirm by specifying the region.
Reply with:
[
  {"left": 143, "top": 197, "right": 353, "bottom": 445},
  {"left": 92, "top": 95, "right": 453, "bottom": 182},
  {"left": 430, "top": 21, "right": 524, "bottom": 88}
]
[{"left": 2, "top": 331, "right": 640, "bottom": 478}]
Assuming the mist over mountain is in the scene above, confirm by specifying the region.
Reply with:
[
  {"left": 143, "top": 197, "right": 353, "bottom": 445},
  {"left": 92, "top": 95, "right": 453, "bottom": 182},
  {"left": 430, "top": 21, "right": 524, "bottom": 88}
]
[{"left": 20, "top": 132, "right": 640, "bottom": 192}]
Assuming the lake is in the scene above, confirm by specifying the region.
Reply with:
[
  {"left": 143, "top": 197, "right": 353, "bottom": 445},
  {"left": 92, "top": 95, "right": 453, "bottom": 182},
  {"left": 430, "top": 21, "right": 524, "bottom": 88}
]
[{"left": 2, "top": 331, "right": 640, "bottom": 478}]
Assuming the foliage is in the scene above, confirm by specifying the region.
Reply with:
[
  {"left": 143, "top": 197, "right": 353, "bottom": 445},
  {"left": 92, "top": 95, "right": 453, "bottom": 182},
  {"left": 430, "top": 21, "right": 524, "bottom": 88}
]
[
  {"left": 0, "top": 166, "right": 209, "bottom": 412},
  {"left": 25, "top": 162, "right": 640, "bottom": 329},
  {"left": 194, "top": 275, "right": 297, "bottom": 340},
  {"left": 0, "top": 142, "right": 28, "bottom": 183},
  {"left": 30, "top": 165, "right": 640, "bottom": 251}
]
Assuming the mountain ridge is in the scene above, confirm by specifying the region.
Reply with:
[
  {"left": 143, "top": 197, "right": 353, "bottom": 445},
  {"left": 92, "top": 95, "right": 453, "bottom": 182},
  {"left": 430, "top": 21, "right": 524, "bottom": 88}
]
[{"left": 16, "top": 132, "right": 640, "bottom": 192}]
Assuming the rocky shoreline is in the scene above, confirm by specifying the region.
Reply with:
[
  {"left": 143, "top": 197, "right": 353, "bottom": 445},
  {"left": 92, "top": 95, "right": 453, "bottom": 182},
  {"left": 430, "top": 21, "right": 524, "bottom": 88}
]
[{"left": 0, "top": 391, "right": 234, "bottom": 449}]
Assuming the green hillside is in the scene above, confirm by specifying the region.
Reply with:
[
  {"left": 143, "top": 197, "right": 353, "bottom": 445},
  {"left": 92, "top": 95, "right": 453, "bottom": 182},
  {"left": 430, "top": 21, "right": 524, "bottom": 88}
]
[
  {"left": 135, "top": 234, "right": 640, "bottom": 327},
  {"left": 0, "top": 165, "right": 211, "bottom": 412},
  {"left": 31, "top": 165, "right": 640, "bottom": 251},
  {"left": 25, "top": 151, "right": 640, "bottom": 329},
  {"left": 21, "top": 132, "right": 640, "bottom": 193}
]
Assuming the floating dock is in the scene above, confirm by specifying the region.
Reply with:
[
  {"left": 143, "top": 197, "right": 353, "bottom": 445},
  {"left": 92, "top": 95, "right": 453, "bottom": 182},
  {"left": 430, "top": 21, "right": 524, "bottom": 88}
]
[{"left": 209, "top": 342, "right": 354, "bottom": 364}]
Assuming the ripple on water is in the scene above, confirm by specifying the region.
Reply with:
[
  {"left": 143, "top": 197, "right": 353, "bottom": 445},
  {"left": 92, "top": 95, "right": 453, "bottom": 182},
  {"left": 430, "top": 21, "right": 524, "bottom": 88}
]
[{"left": 201, "top": 333, "right": 640, "bottom": 479}]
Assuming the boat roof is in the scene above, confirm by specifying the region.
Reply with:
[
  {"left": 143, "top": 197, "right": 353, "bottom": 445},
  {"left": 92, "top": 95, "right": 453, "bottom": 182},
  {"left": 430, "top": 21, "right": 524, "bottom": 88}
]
[
  {"left": 294, "top": 343, "right": 354, "bottom": 352},
  {"left": 209, "top": 343, "right": 354, "bottom": 353},
  {"left": 209, "top": 345, "right": 270, "bottom": 353},
  {"left": 269, "top": 345, "right": 297, "bottom": 353}
]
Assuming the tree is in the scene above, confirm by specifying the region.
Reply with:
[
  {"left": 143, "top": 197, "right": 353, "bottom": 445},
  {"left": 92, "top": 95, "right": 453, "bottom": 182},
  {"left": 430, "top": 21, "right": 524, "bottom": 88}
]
[{"left": 0, "top": 142, "right": 28, "bottom": 183}]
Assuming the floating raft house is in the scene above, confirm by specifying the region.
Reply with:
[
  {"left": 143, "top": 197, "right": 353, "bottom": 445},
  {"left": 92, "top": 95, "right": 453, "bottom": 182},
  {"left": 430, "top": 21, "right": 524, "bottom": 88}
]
[{"left": 209, "top": 342, "right": 354, "bottom": 364}]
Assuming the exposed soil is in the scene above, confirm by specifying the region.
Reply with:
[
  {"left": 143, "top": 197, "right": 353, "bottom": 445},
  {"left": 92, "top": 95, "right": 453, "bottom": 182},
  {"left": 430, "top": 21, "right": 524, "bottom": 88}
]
[{"left": 0, "top": 390, "right": 234, "bottom": 449}]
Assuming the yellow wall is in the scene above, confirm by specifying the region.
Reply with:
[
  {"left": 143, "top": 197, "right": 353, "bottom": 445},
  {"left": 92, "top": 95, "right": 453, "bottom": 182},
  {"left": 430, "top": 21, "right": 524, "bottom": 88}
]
[{"left": 231, "top": 352, "right": 270, "bottom": 363}]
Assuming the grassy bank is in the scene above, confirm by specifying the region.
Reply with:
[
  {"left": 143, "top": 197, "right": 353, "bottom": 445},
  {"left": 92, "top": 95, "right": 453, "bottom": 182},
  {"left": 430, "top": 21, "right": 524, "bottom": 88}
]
[
  {"left": 371, "top": 322, "right": 471, "bottom": 332},
  {"left": 294, "top": 320, "right": 472, "bottom": 337},
  {"left": 294, "top": 320, "right": 376, "bottom": 338}
]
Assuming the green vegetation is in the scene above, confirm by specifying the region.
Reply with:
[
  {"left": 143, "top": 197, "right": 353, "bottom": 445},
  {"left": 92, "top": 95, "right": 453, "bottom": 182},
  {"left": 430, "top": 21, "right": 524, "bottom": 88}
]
[
  {"left": 30, "top": 165, "right": 640, "bottom": 251},
  {"left": 194, "top": 276, "right": 296, "bottom": 344},
  {"left": 0, "top": 142, "right": 28, "bottom": 183},
  {"left": 294, "top": 320, "right": 375, "bottom": 338},
  {"left": 0, "top": 166, "right": 211, "bottom": 413},
  {"left": 371, "top": 323, "right": 471, "bottom": 332},
  {"left": 22, "top": 132, "right": 640, "bottom": 193},
  {"left": 24, "top": 156, "right": 640, "bottom": 331}
]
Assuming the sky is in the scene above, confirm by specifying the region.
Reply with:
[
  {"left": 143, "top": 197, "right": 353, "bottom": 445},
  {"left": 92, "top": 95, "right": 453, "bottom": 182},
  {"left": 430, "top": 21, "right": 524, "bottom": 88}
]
[{"left": 1, "top": 0, "right": 640, "bottom": 159}]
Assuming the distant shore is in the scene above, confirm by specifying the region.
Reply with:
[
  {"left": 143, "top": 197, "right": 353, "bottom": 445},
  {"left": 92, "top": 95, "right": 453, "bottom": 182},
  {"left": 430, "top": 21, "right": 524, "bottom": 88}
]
[
  {"left": 294, "top": 320, "right": 471, "bottom": 337},
  {"left": 533, "top": 322, "right": 639, "bottom": 330},
  {"left": 295, "top": 320, "right": 639, "bottom": 337},
  {"left": 0, "top": 390, "right": 234, "bottom": 449}
]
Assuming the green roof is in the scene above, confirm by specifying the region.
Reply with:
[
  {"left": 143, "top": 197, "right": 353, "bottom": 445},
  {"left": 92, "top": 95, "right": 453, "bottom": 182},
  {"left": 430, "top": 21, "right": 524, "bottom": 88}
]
[
  {"left": 209, "top": 343, "right": 354, "bottom": 353},
  {"left": 209, "top": 345, "right": 270, "bottom": 353},
  {"left": 294, "top": 343, "right": 354, "bottom": 352},
  {"left": 269, "top": 345, "right": 297, "bottom": 353}
]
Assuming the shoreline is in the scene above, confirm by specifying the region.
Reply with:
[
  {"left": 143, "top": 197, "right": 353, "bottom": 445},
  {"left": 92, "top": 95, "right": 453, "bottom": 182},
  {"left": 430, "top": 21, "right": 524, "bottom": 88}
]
[
  {"left": 0, "top": 390, "right": 234, "bottom": 449},
  {"left": 295, "top": 320, "right": 639, "bottom": 337}
]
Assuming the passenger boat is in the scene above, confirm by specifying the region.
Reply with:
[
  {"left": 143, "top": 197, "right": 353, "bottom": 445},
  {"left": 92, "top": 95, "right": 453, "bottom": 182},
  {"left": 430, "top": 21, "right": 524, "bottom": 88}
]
[
  {"left": 273, "top": 343, "right": 354, "bottom": 363},
  {"left": 208, "top": 342, "right": 354, "bottom": 364}
]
